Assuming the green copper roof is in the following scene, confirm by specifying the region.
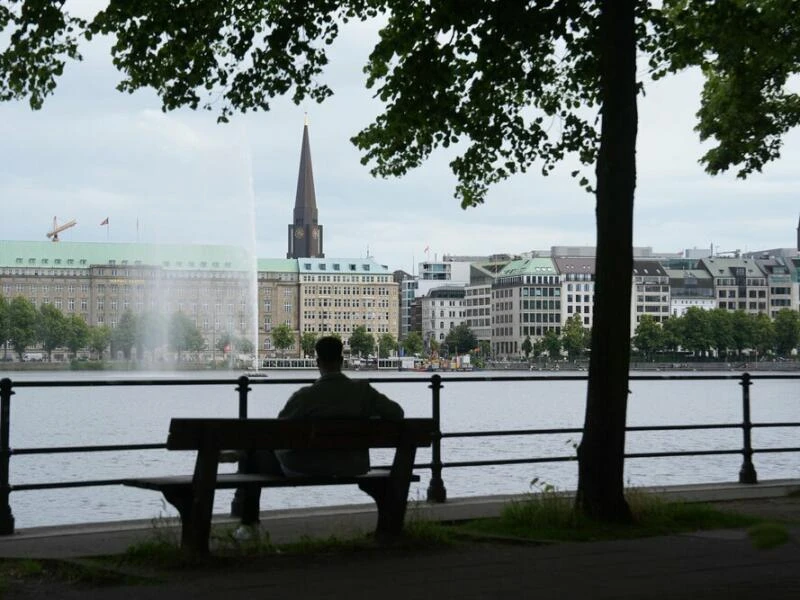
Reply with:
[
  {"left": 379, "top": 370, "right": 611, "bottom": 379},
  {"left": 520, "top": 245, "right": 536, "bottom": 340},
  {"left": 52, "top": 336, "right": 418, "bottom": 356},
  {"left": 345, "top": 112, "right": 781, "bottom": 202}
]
[
  {"left": 498, "top": 257, "right": 557, "bottom": 276},
  {"left": 0, "top": 240, "right": 254, "bottom": 271},
  {"left": 257, "top": 258, "right": 299, "bottom": 273}
]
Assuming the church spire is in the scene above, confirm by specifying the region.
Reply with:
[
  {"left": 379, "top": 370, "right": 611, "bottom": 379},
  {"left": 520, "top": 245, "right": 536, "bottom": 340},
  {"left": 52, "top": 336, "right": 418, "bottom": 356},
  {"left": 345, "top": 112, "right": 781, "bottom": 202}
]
[{"left": 287, "top": 119, "right": 324, "bottom": 258}]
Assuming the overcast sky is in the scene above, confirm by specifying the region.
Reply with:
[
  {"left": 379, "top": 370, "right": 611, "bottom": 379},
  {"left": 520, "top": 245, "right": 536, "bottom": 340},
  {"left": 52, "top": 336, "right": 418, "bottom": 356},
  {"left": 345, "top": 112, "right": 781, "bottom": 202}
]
[{"left": 1, "top": 13, "right": 798, "bottom": 275}]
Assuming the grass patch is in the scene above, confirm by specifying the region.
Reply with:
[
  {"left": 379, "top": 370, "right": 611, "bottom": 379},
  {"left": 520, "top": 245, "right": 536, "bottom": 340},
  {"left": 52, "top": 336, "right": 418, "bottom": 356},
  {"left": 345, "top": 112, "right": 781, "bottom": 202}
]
[
  {"left": 0, "top": 558, "right": 44, "bottom": 580},
  {"left": 117, "top": 509, "right": 455, "bottom": 572},
  {"left": 459, "top": 487, "right": 764, "bottom": 543},
  {"left": 0, "top": 556, "right": 148, "bottom": 592},
  {"left": 748, "top": 523, "right": 790, "bottom": 549}
]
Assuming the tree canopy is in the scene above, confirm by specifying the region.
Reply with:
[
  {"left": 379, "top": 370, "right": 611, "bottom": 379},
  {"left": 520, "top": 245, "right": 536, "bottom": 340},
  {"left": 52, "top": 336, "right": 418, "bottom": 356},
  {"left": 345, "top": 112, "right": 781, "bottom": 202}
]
[
  {"left": 0, "top": 295, "right": 9, "bottom": 358},
  {"left": 521, "top": 335, "right": 533, "bottom": 359},
  {"left": 301, "top": 331, "right": 318, "bottom": 358},
  {"left": 542, "top": 329, "right": 562, "bottom": 360},
  {"left": 349, "top": 325, "right": 374, "bottom": 357},
  {"left": 8, "top": 296, "right": 37, "bottom": 360},
  {"left": 561, "top": 315, "right": 590, "bottom": 361},
  {"left": 401, "top": 331, "right": 423, "bottom": 356},
  {"left": 444, "top": 323, "right": 477, "bottom": 355},
  {"left": 64, "top": 314, "right": 90, "bottom": 359},
  {"left": 168, "top": 312, "right": 205, "bottom": 358},
  {"left": 378, "top": 333, "right": 397, "bottom": 358},
  {"left": 88, "top": 324, "right": 111, "bottom": 360},
  {"left": 36, "top": 303, "right": 68, "bottom": 361},
  {"left": 271, "top": 323, "right": 295, "bottom": 356},
  {"left": 111, "top": 309, "right": 137, "bottom": 360},
  {"left": 632, "top": 315, "right": 664, "bottom": 361}
]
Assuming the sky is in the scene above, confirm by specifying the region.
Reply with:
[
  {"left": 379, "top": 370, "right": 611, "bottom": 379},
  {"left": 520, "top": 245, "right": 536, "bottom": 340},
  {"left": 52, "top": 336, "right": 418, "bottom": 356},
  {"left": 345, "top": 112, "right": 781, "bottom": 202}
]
[{"left": 1, "top": 10, "right": 798, "bottom": 275}]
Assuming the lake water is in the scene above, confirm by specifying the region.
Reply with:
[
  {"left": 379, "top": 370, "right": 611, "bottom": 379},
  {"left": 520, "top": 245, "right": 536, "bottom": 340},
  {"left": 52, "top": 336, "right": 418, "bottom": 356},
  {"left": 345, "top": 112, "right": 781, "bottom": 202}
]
[{"left": 3, "top": 369, "right": 799, "bottom": 529}]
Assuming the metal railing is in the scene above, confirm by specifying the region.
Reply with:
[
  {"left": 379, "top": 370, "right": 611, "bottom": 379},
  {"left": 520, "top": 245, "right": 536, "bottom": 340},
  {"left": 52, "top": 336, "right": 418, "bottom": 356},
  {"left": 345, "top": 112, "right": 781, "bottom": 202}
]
[{"left": 1, "top": 371, "right": 799, "bottom": 534}]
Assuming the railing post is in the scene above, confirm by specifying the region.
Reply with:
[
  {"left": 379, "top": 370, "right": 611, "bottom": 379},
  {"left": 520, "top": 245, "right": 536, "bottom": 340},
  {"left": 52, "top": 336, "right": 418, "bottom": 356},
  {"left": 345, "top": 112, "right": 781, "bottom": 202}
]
[
  {"left": 738, "top": 372, "right": 758, "bottom": 484},
  {"left": 230, "top": 375, "right": 252, "bottom": 517},
  {"left": 0, "top": 378, "right": 15, "bottom": 534},
  {"left": 426, "top": 374, "right": 447, "bottom": 503},
  {"left": 236, "top": 375, "right": 250, "bottom": 420}
]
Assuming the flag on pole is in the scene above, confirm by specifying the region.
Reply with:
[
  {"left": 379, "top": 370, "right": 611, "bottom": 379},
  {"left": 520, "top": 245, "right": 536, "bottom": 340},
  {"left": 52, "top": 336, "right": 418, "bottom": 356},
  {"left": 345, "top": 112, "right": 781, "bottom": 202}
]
[{"left": 100, "top": 217, "right": 109, "bottom": 226}]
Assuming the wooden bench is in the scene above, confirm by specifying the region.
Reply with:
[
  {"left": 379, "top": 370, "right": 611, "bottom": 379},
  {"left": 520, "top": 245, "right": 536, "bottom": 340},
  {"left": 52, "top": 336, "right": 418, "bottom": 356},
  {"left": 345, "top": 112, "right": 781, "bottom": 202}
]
[{"left": 124, "top": 417, "right": 435, "bottom": 554}]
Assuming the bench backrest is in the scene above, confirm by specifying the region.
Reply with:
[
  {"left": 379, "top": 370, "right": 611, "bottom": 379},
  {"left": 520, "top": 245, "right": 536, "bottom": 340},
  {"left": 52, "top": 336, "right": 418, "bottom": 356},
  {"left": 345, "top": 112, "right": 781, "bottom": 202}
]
[{"left": 167, "top": 418, "right": 435, "bottom": 451}]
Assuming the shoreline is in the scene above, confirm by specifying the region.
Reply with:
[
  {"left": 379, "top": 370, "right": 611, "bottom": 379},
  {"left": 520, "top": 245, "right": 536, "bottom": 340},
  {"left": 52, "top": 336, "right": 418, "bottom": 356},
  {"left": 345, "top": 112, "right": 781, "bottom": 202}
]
[{"left": 2, "top": 361, "right": 799, "bottom": 374}]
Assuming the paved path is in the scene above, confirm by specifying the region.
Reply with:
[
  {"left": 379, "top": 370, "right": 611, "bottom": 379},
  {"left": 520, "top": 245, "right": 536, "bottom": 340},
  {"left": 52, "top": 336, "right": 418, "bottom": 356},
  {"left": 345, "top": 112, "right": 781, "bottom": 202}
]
[
  {"left": 2, "top": 482, "right": 800, "bottom": 599},
  {"left": 6, "top": 525, "right": 800, "bottom": 599}
]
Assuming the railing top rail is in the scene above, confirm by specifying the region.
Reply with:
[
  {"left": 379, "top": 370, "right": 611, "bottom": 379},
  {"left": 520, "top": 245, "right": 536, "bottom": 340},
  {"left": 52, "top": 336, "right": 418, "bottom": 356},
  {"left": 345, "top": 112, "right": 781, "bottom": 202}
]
[{"left": 1, "top": 371, "right": 798, "bottom": 388}]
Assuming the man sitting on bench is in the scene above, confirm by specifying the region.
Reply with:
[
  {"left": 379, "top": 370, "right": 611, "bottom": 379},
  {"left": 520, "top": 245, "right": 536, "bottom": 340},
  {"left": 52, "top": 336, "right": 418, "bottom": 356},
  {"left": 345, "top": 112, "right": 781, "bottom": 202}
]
[{"left": 244, "top": 336, "right": 404, "bottom": 477}]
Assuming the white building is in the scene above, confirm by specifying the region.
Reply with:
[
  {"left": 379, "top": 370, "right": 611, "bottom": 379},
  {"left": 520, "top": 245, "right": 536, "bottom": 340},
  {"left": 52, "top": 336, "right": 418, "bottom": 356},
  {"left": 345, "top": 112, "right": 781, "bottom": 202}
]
[
  {"left": 554, "top": 256, "right": 596, "bottom": 329},
  {"left": 631, "top": 260, "right": 671, "bottom": 332},
  {"left": 420, "top": 286, "right": 467, "bottom": 350}
]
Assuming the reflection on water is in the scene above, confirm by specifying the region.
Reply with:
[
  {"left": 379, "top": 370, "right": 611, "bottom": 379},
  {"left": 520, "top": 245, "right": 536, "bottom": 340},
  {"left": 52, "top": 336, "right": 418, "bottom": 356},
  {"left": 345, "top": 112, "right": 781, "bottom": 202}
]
[{"left": 4, "top": 370, "right": 798, "bottom": 528}]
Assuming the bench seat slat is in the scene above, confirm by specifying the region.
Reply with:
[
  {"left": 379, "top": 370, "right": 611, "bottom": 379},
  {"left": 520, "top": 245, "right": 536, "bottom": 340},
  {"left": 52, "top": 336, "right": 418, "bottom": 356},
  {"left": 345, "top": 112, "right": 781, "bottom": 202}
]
[{"left": 124, "top": 470, "right": 420, "bottom": 491}]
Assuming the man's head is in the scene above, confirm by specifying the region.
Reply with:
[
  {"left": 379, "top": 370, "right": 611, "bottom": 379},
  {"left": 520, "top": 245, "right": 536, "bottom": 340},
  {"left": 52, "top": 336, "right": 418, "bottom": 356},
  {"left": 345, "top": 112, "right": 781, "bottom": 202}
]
[{"left": 315, "top": 336, "right": 344, "bottom": 374}]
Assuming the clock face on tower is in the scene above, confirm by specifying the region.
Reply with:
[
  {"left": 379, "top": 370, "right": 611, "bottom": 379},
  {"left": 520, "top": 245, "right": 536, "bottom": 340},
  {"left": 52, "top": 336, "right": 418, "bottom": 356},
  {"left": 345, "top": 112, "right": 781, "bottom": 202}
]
[
  {"left": 294, "top": 226, "right": 305, "bottom": 239},
  {"left": 311, "top": 226, "right": 319, "bottom": 239}
]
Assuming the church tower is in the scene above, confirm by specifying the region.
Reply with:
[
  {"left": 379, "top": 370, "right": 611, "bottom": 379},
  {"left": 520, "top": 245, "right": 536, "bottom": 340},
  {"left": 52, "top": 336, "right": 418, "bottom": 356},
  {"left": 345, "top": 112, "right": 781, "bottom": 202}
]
[{"left": 287, "top": 119, "right": 324, "bottom": 258}]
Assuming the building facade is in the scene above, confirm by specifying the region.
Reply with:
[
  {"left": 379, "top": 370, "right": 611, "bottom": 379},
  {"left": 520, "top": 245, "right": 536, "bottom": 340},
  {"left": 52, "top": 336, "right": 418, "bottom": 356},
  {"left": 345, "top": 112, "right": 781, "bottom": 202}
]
[
  {"left": 697, "top": 257, "right": 769, "bottom": 315},
  {"left": 554, "top": 256, "right": 596, "bottom": 329},
  {"left": 665, "top": 268, "right": 715, "bottom": 317},
  {"left": 297, "top": 257, "right": 398, "bottom": 350},
  {"left": 0, "top": 240, "right": 255, "bottom": 360},
  {"left": 492, "top": 258, "right": 561, "bottom": 358},
  {"left": 420, "top": 286, "right": 466, "bottom": 350},
  {"left": 631, "top": 260, "right": 671, "bottom": 330}
]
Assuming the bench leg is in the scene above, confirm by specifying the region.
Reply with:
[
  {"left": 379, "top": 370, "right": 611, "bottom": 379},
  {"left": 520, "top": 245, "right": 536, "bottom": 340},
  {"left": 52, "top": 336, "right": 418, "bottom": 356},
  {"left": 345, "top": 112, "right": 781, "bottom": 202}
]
[
  {"left": 239, "top": 486, "right": 262, "bottom": 526},
  {"left": 161, "top": 486, "right": 215, "bottom": 555},
  {"left": 161, "top": 488, "right": 195, "bottom": 550},
  {"left": 358, "top": 480, "right": 407, "bottom": 537}
]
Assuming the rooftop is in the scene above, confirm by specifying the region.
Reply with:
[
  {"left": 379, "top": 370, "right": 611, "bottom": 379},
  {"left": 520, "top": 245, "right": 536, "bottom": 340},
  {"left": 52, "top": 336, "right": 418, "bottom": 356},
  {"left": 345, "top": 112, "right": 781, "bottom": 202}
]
[
  {"left": 498, "top": 257, "right": 557, "bottom": 277},
  {"left": 0, "top": 240, "right": 253, "bottom": 271},
  {"left": 297, "top": 257, "right": 390, "bottom": 274}
]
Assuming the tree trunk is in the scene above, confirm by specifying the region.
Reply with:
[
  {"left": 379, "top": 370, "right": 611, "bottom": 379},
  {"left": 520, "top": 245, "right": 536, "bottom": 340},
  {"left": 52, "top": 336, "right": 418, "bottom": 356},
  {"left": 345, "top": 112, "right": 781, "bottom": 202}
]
[{"left": 576, "top": 0, "right": 637, "bottom": 522}]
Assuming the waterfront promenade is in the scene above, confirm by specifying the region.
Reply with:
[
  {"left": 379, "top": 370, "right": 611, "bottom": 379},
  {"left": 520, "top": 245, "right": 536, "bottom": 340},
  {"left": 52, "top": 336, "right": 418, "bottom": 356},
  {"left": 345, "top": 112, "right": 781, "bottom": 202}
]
[{"left": 2, "top": 480, "right": 799, "bottom": 599}]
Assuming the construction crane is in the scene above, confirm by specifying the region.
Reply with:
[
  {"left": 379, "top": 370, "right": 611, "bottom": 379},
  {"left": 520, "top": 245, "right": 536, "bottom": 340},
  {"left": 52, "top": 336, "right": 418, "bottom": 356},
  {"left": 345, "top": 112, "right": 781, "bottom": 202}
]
[{"left": 46, "top": 217, "right": 76, "bottom": 242}]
